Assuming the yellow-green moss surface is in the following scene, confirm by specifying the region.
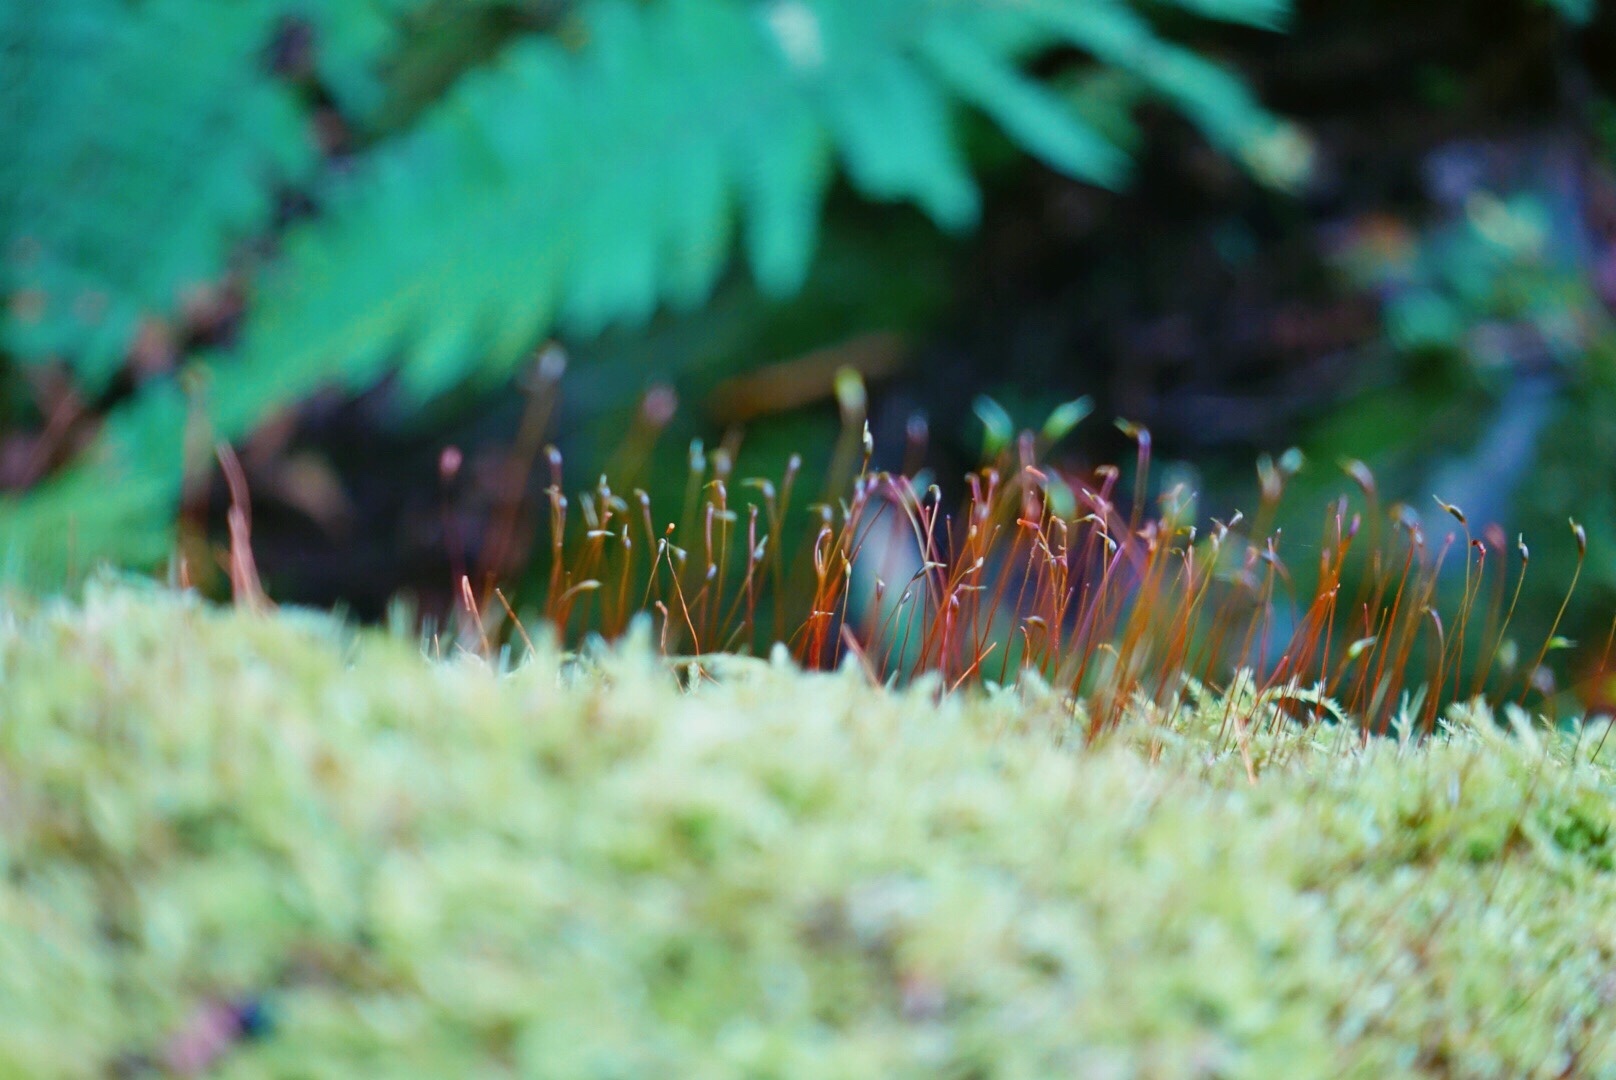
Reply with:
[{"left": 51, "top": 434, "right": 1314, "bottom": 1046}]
[{"left": 2, "top": 582, "right": 1615, "bottom": 1078}]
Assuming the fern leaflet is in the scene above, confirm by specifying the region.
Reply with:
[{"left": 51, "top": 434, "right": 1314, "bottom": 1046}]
[
  {"left": 0, "top": 0, "right": 314, "bottom": 387},
  {"left": 215, "top": 0, "right": 1295, "bottom": 436}
]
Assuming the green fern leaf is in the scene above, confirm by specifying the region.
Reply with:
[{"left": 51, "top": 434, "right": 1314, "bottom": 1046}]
[
  {"left": 296, "top": 0, "right": 440, "bottom": 120},
  {"left": 2, "top": 0, "right": 1294, "bottom": 575},
  {"left": 1161, "top": 0, "right": 1290, "bottom": 31},
  {"left": 302, "top": 0, "right": 582, "bottom": 128},
  {"left": 0, "top": 0, "right": 315, "bottom": 387},
  {"left": 916, "top": 17, "right": 1129, "bottom": 187},
  {"left": 1017, "top": 0, "right": 1278, "bottom": 157},
  {"left": 219, "top": 0, "right": 1289, "bottom": 436}
]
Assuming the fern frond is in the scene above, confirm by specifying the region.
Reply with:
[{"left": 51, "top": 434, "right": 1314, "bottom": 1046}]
[
  {"left": 0, "top": 0, "right": 315, "bottom": 387},
  {"left": 2, "top": 0, "right": 1297, "bottom": 575},
  {"left": 1013, "top": 0, "right": 1276, "bottom": 157},
  {"left": 296, "top": 0, "right": 440, "bottom": 119},
  {"left": 302, "top": 0, "right": 578, "bottom": 126},
  {"left": 217, "top": 0, "right": 1294, "bottom": 436},
  {"left": 1158, "top": 0, "right": 1290, "bottom": 31}
]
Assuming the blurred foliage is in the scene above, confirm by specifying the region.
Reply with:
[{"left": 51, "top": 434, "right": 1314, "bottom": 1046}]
[
  {"left": 0, "top": 0, "right": 315, "bottom": 383},
  {"left": 0, "top": 0, "right": 1303, "bottom": 582},
  {"left": 1312, "top": 156, "right": 1616, "bottom": 650},
  {"left": 1542, "top": 0, "right": 1598, "bottom": 23}
]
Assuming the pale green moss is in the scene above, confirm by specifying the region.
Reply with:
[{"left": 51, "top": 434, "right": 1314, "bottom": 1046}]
[{"left": 1, "top": 582, "right": 1614, "bottom": 1078}]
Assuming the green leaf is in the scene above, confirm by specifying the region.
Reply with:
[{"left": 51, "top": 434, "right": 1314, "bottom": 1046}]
[
  {"left": 819, "top": 48, "right": 980, "bottom": 229},
  {"left": 0, "top": 0, "right": 315, "bottom": 387},
  {"left": 3, "top": 0, "right": 1294, "bottom": 575},
  {"left": 227, "top": 0, "right": 1291, "bottom": 433},
  {"left": 1018, "top": 0, "right": 1277, "bottom": 156},
  {"left": 1163, "top": 0, "right": 1290, "bottom": 31},
  {"left": 973, "top": 394, "right": 1015, "bottom": 457},
  {"left": 918, "top": 20, "right": 1130, "bottom": 188},
  {"left": 1041, "top": 396, "right": 1094, "bottom": 444}
]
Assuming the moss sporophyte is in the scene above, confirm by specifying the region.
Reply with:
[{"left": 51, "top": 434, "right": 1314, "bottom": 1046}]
[{"left": 393, "top": 400, "right": 1607, "bottom": 749}]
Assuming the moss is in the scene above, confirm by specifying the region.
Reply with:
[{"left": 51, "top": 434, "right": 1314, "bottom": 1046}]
[{"left": 1, "top": 582, "right": 1615, "bottom": 1078}]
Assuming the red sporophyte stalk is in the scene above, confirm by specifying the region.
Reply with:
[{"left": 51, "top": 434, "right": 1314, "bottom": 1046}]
[{"left": 454, "top": 412, "right": 1599, "bottom": 739}]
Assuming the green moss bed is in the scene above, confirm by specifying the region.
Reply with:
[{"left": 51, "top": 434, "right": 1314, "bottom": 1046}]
[{"left": 3, "top": 583, "right": 1616, "bottom": 1078}]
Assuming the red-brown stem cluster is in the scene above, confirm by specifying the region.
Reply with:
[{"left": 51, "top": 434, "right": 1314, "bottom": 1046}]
[{"left": 464, "top": 423, "right": 1593, "bottom": 740}]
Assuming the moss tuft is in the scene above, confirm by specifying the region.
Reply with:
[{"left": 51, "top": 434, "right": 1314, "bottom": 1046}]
[{"left": 1, "top": 582, "right": 1614, "bottom": 1078}]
